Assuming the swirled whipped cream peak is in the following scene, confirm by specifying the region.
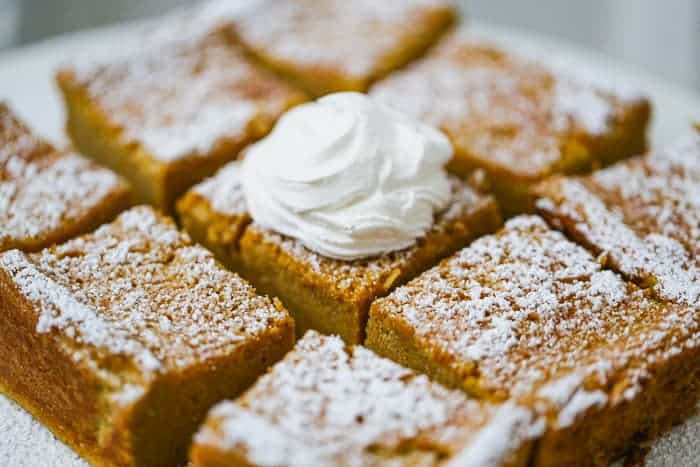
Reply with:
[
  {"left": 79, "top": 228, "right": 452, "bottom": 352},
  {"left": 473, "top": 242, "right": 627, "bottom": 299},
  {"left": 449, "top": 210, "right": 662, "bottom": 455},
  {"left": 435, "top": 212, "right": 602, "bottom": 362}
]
[{"left": 241, "top": 92, "right": 453, "bottom": 261}]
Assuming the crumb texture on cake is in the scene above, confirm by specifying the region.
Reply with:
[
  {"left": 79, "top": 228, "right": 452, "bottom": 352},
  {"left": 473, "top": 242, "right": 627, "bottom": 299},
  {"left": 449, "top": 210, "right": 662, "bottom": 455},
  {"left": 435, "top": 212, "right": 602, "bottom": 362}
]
[
  {"left": 0, "top": 103, "right": 128, "bottom": 251},
  {"left": 371, "top": 29, "right": 649, "bottom": 179},
  {"left": 369, "top": 216, "right": 699, "bottom": 420},
  {"left": 60, "top": 30, "right": 303, "bottom": 163},
  {"left": 0, "top": 206, "right": 289, "bottom": 375},
  {"left": 192, "top": 331, "right": 539, "bottom": 467},
  {"left": 535, "top": 134, "right": 700, "bottom": 306}
]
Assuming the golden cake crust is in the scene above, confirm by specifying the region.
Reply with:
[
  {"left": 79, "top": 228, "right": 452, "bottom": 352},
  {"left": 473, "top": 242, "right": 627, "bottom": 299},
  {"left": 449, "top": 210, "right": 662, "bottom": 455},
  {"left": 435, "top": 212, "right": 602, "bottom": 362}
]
[
  {"left": 228, "top": 0, "right": 457, "bottom": 96},
  {"left": 178, "top": 162, "right": 502, "bottom": 344},
  {"left": 535, "top": 134, "right": 700, "bottom": 307},
  {"left": 0, "top": 103, "right": 131, "bottom": 252},
  {"left": 371, "top": 31, "right": 651, "bottom": 214},
  {"left": 366, "top": 216, "right": 700, "bottom": 466},
  {"left": 0, "top": 206, "right": 295, "bottom": 466},
  {"left": 190, "top": 331, "right": 539, "bottom": 467},
  {"left": 56, "top": 29, "right": 306, "bottom": 211}
]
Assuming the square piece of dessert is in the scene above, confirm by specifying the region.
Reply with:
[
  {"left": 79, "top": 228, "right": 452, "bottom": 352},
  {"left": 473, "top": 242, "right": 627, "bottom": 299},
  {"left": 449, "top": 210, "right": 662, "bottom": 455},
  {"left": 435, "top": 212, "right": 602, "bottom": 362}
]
[
  {"left": 227, "top": 0, "right": 457, "bottom": 96},
  {"left": 178, "top": 162, "right": 502, "bottom": 344},
  {"left": 190, "top": 330, "right": 540, "bottom": 467},
  {"left": 366, "top": 216, "right": 700, "bottom": 466},
  {"left": 1, "top": 103, "right": 131, "bottom": 253},
  {"left": 535, "top": 133, "right": 700, "bottom": 307},
  {"left": 371, "top": 32, "right": 651, "bottom": 215},
  {"left": 57, "top": 29, "right": 305, "bottom": 212},
  {"left": 0, "top": 206, "right": 295, "bottom": 466}
]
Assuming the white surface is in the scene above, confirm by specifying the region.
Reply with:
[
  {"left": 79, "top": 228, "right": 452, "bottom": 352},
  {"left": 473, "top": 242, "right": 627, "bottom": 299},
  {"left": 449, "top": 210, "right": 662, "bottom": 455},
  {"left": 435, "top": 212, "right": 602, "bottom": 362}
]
[{"left": 0, "top": 20, "right": 698, "bottom": 466}]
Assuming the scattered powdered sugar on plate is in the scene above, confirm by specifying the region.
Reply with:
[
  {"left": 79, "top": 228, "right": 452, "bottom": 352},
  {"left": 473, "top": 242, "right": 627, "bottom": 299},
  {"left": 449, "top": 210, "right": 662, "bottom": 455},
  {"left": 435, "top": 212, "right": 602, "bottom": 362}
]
[
  {"left": 0, "top": 396, "right": 86, "bottom": 467},
  {"left": 641, "top": 405, "right": 700, "bottom": 467}
]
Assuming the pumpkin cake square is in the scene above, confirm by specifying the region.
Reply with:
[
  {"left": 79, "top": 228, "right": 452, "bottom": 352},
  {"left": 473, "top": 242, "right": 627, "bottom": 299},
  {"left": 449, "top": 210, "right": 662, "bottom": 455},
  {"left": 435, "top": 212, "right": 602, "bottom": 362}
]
[
  {"left": 0, "top": 103, "right": 131, "bottom": 253},
  {"left": 177, "top": 162, "right": 502, "bottom": 345},
  {"left": 56, "top": 29, "right": 305, "bottom": 212},
  {"left": 227, "top": 0, "right": 457, "bottom": 96},
  {"left": 190, "top": 330, "right": 540, "bottom": 467},
  {"left": 535, "top": 133, "right": 700, "bottom": 307},
  {"left": 371, "top": 31, "right": 651, "bottom": 215},
  {"left": 0, "top": 206, "right": 295, "bottom": 467},
  {"left": 366, "top": 216, "right": 700, "bottom": 467}
]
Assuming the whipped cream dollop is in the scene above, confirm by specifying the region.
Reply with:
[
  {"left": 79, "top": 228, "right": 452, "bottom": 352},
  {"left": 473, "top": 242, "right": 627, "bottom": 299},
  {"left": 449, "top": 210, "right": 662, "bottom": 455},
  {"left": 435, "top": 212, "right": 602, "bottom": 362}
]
[{"left": 241, "top": 92, "right": 452, "bottom": 261}]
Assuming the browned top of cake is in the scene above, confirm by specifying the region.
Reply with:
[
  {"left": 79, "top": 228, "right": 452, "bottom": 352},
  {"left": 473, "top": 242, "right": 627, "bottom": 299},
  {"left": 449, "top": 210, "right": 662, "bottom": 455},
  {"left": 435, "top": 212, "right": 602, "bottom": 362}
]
[
  {"left": 535, "top": 134, "right": 700, "bottom": 306},
  {"left": 192, "top": 160, "right": 495, "bottom": 301},
  {"left": 228, "top": 0, "right": 455, "bottom": 79},
  {"left": 0, "top": 104, "right": 127, "bottom": 250},
  {"left": 0, "top": 206, "right": 290, "bottom": 379},
  {"left": 59, "top": 29, "right": 304, "bottom": 163},
  {"left": 372, "top": 216, "right": 699, "bottom": 427},
  {"left": 371, "top": 30, "right": 646, "bottom": 179},
  {"left": 194, "top": 331, "right": 540, "bottom": 466}
]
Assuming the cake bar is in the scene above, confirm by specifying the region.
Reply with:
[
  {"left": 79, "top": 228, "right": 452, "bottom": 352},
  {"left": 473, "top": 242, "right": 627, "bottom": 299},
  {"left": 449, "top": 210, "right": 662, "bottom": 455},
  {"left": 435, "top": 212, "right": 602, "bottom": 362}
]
[
  {"left": 366, "top": 216, "right": 700, "bottom": 466},
  {"left": 535, "top": 133, "right": 700, "bottom": 307},
  {"left": 0, "top": 206, "right": 295, "bottom": 466},
  {"left": 190, "top": 330, "right": 540, "bottom": 467},
  {"left": 56, "top": 28, "right": 305, "bottom": 212},
  {"left": 177, "top": 162, "right": 502, "bottom": 344},
  {"left": 0, "top": 103, "right": 131, "bottom": 253},
  {"left": 371, "top": 31, "right": 651, "bottom": 215},
  {"left": 226, "top": 0, "right": 457, "bottom": 96}
]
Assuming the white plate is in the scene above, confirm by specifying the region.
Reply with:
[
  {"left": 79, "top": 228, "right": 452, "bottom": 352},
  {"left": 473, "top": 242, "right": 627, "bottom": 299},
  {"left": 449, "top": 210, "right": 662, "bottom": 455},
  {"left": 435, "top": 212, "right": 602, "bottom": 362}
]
[{"left": 0, "top": 20, "right": 698, "bottom": 467}]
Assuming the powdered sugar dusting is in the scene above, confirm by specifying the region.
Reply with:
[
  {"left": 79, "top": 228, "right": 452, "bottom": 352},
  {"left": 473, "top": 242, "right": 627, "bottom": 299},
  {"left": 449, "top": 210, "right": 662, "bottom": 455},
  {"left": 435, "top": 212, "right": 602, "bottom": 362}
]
[
  {"left": 555, "top": 389, "right": 607, "bottom": 428},
  {"left": 193, "top": 161, "right": 248, "bottom": 217},
  {"left": 372, "top": 30, "right": 646, "bottom": 178},
  {"left": 446, "top": 403, "right": 544, "bottom": 467},
  {"left": 232, "top": 0, "right": 454, "bottom": 78},
  {"left": 1, "top": 156, "right": 125, "bottom": 248},
  {"left": 0, "top": 206, "right": 289, "bottom": 374},
  {"left": 196, "top": 331, "right": 538, "bottom": 466},
  {"left": 372, "top": 216, "right": 699, "bottom": 424},
  {"left": 535, "top": 135, "right": 700, "bottom": 307},
  {"left": 0, "top": 105, "right": 126, "bottom": 251},
  {"left": 65, "top": 30, "right": 302, "bottom": 162}
]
